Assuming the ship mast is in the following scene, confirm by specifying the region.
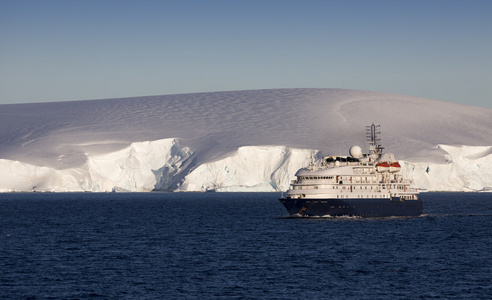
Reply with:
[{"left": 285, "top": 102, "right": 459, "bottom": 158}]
[{"left": 366, "top": 123, "right": 384, "bottom": 159}]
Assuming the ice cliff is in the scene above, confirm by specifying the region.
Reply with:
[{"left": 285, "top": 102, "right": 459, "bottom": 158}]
[
  {"left": 1, "top": 88, "right": 491, "bottom": 192},
  {"left": 402, "top": 145, "right": 492, "bottom": 192},
  {"left": 0, "top": 139, "right": 193, "bottom": 192}
]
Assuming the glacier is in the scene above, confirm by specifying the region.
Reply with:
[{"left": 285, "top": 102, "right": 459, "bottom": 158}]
[{"left": 0, "top": 88, "right": 491, "bottom": 192}]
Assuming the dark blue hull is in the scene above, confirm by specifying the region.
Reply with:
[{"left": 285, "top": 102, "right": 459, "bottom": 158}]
[{"left": 279, "top": 197, "right": 423, "bottom": 217}]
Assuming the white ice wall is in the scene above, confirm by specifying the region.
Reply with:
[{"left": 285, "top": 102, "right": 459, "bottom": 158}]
[
  {"left": 0, "top": 139, "right": 193, "bottom": 192},
  {"left": 86, "top": 138, "right": 193, "bottom": 192},
  {"left": 0, "top": 159, "right": 82, "bottom": 192},
  {"left": 402, "top": 145, "right": 492, "bottom": 192},
  {"left": 176, "top": 146, "right": 316, "bottom": 192},
  {"left": 1, "top": 140, "right": 490, "bottom": 193}
]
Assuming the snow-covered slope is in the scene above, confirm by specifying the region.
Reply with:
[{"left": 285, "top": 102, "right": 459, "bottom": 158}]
[{"left": 1, "top": 88, "right": 491, "bottom": 192}]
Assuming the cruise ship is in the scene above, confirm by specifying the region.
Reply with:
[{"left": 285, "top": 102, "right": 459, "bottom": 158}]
[{"left": 279, "top": 124, "right": 423, "bottom": 217}]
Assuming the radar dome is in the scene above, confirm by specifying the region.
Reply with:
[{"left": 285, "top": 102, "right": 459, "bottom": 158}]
[{"left": 349, "top": 145, "right": 363, "bottom": 158}]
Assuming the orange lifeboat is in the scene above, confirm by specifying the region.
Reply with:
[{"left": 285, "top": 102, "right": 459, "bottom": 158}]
[
  {"left": 389, "top": 162, "right": 401, "bottom": 173},
  {"left": 376, "top": 162, "right": 390, "bottom": 172}
]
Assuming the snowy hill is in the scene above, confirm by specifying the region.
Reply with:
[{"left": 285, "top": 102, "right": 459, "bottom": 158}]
[{"left": 1, "top": 88, "right": 491, "bottom": 192}]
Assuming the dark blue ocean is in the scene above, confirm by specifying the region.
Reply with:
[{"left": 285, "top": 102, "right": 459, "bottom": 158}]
[{"left": 1, "top": 192, "right": 491, "bottom": 299}]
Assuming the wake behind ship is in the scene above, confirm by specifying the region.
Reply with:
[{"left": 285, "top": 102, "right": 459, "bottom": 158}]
[{"left": 279, "top": 124, "right": 423, "bottom": 217}]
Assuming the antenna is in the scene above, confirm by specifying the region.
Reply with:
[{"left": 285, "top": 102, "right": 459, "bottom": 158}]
[
  {"left": 366, "top": 123, "right": 384, "bottom": 155},
  {"left": 366, "top": 123, "right": 380, "bottom": 144}
]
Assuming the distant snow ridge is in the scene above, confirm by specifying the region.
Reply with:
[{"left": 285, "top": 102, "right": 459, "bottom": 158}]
[{"left": 0, "top": 88, "right": 491, "bottom": 192}]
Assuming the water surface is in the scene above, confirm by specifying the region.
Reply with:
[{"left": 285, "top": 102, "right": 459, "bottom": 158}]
[{"left": 1, "top": 192, "right": 491, "bottom": 299}]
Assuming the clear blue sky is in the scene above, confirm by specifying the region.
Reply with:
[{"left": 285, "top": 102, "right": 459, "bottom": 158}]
[{"left": 1, "top": 0, "right": 491, "bottom": 108}]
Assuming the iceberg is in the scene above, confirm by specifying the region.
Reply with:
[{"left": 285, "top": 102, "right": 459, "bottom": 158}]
[{"left": 0, "top": 88, "right": 491, "bottom": 192}]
